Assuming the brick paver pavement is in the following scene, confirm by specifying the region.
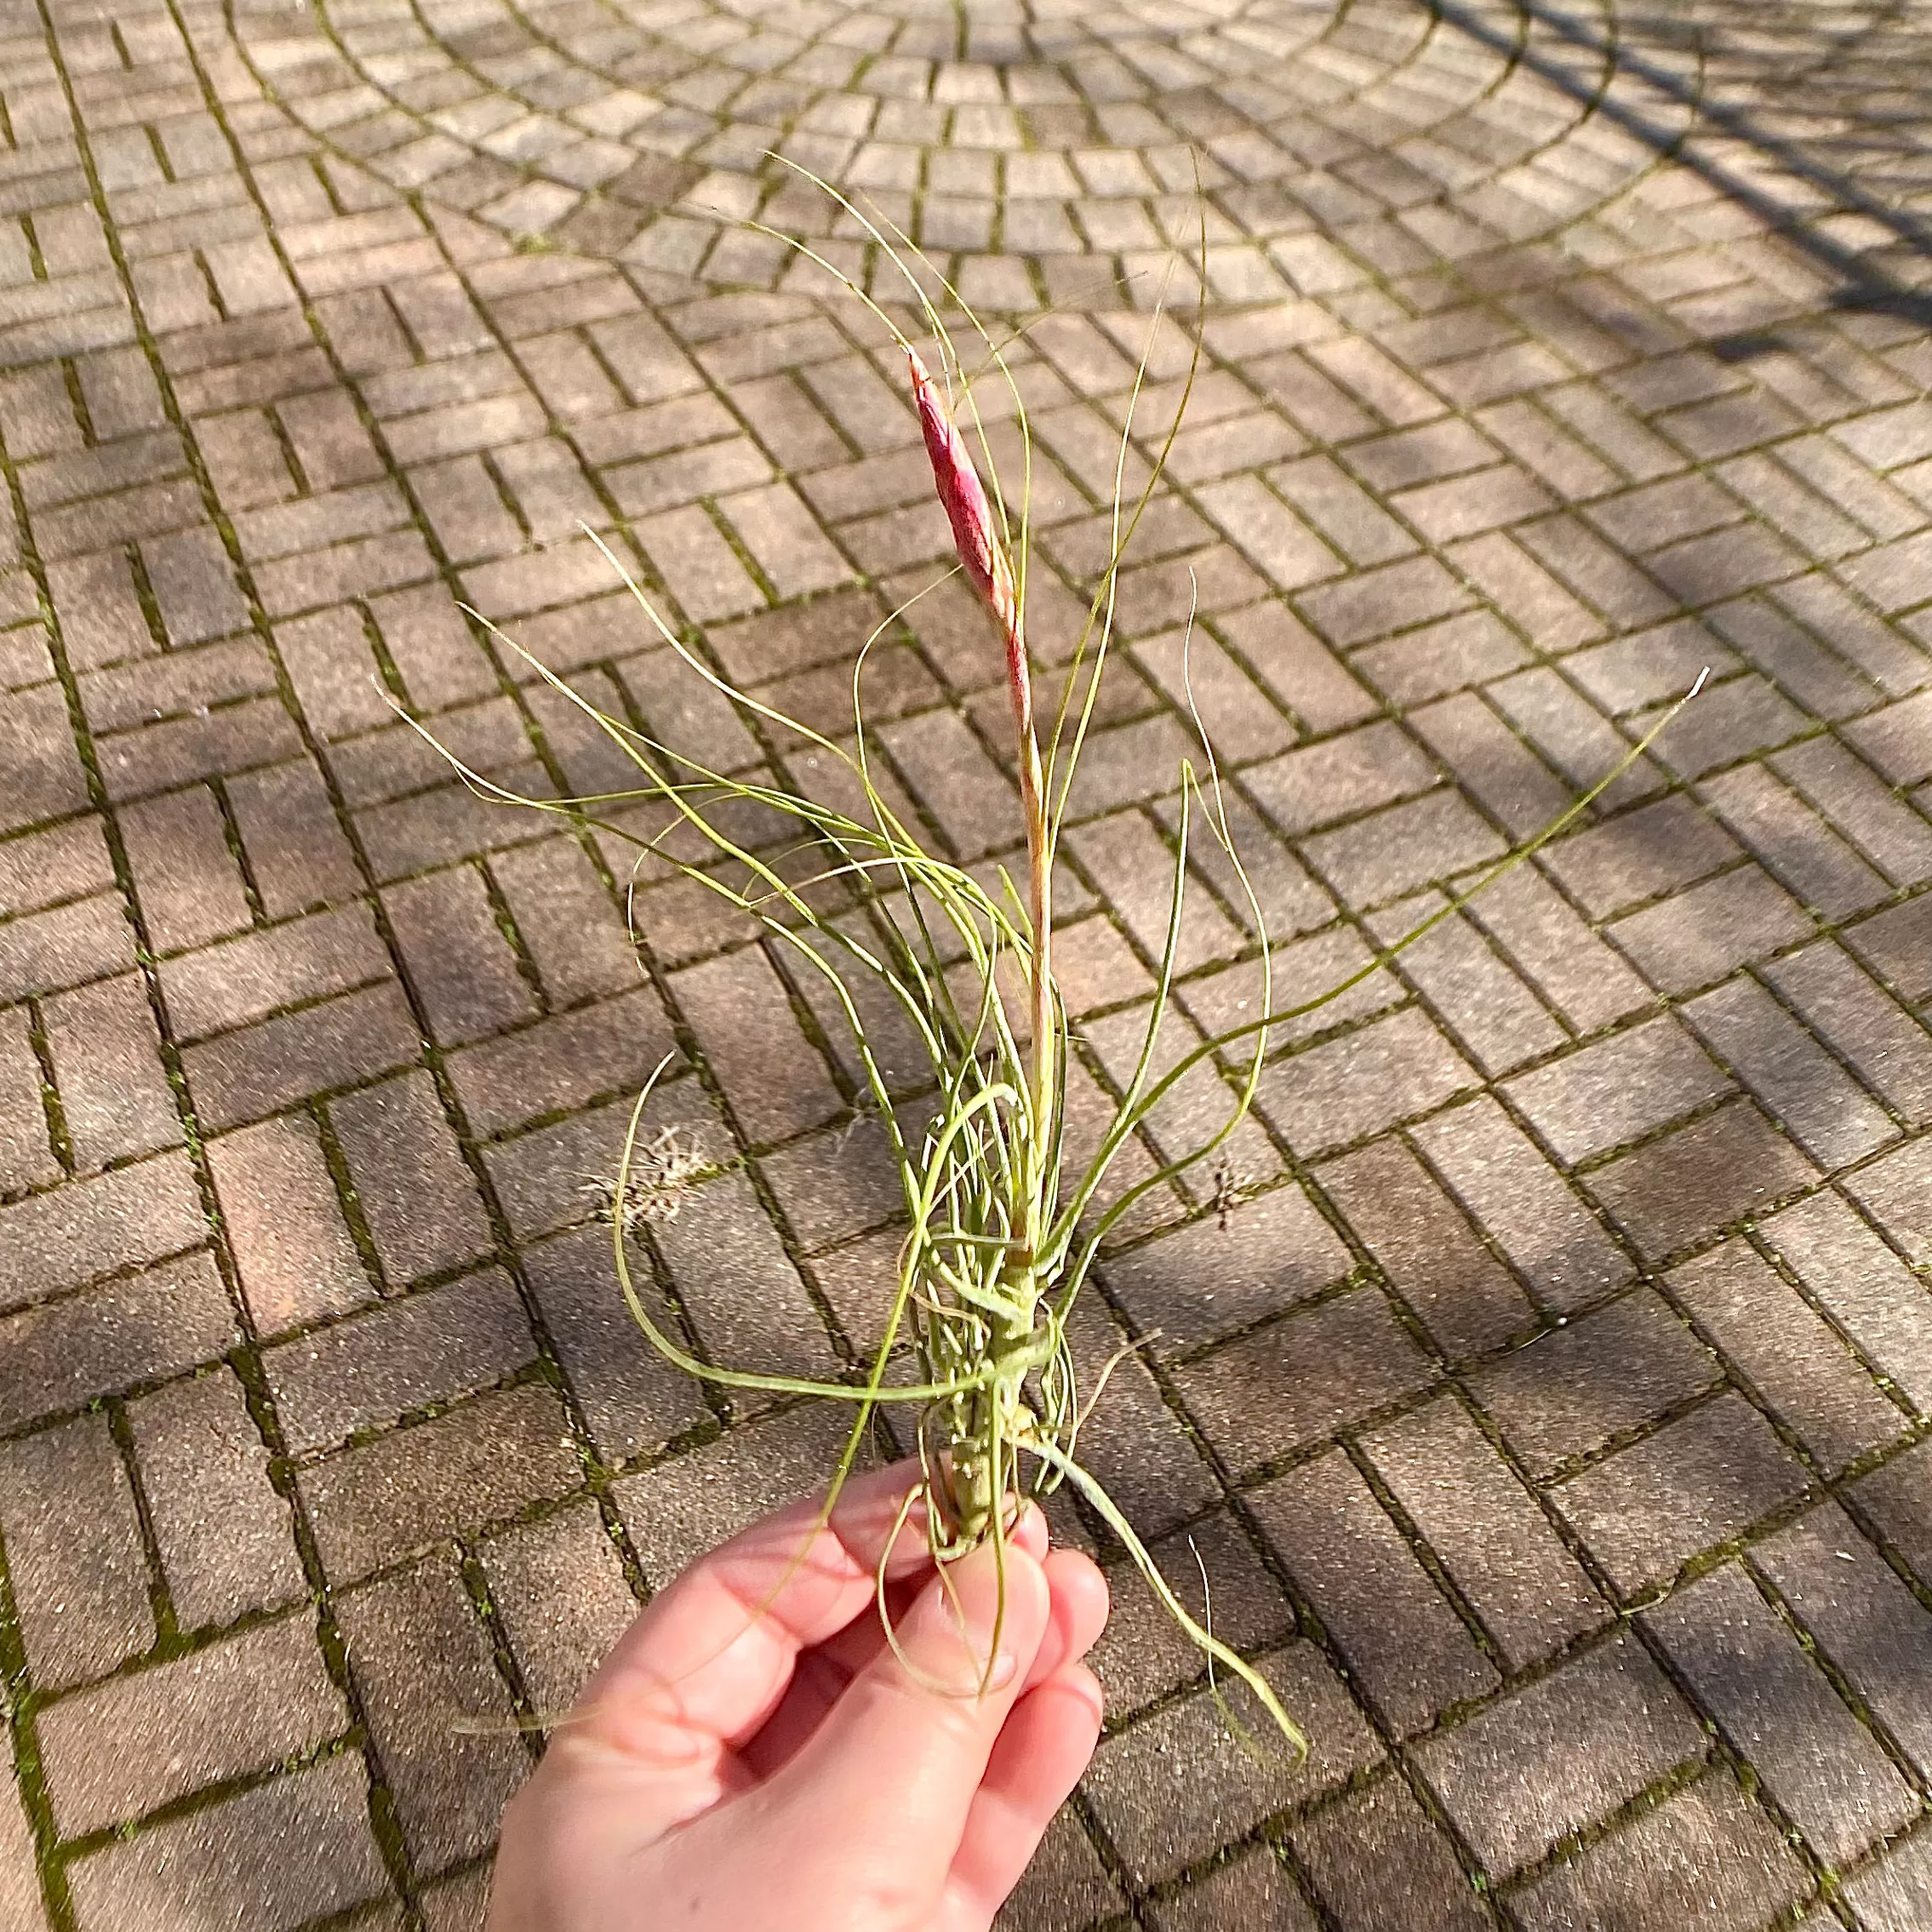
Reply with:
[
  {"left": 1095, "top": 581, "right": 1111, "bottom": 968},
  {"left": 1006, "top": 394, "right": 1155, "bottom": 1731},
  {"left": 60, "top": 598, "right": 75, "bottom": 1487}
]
[{"left": 0, "top": 0, "right": 1930, "bottom": 1924}]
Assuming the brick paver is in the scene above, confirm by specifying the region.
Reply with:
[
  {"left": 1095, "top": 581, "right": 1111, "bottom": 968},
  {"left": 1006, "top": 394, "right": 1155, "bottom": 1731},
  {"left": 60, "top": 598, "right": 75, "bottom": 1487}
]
[{"left": 2, "top": 0, "right": 1931, "bottom": 1926}]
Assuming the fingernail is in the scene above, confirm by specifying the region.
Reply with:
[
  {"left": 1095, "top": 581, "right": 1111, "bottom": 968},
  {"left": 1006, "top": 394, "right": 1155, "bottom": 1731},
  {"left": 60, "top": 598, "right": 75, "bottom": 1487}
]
[
  {"left": 1010, "top": 1500, "right": 1049, "bottom": 1561},
  {"left": 909, "top": 1543, "right": 1026, "bottom": 1694}
]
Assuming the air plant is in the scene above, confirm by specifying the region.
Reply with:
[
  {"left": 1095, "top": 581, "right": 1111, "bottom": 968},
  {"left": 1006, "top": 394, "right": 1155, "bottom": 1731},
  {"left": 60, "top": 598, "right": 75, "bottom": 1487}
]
[{"left": 411, "top": 180, "right": 1693, "bottom": 1759}]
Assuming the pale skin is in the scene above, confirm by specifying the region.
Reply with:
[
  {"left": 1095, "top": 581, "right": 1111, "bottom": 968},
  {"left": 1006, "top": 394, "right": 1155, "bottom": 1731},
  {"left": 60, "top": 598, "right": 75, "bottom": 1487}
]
[{"left": 485, "top": 1460, "right": 1111, "bottom": 1932}]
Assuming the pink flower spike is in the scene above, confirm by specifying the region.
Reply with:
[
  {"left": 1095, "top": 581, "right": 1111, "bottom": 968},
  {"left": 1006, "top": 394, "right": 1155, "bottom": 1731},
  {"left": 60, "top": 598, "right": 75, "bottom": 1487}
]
[{"left": 906, "top": 346, "right": 1015, "bottom": 622}]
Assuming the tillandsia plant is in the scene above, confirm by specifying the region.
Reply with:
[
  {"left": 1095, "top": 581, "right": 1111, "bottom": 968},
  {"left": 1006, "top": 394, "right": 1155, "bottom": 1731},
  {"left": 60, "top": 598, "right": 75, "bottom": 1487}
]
[{"left": 412, "top": 173, "right": 1697, "bottom": 1760}]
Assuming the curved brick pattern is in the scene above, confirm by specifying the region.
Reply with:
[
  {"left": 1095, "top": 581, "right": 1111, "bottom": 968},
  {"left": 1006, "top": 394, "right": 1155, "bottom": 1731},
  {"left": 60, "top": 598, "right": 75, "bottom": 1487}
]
[
  {"left": 0, "top": 0, "right": 1930, "bottom": 1927},
  {"left": 228, "top": 0, "right": 1682, "bottom": 300}
]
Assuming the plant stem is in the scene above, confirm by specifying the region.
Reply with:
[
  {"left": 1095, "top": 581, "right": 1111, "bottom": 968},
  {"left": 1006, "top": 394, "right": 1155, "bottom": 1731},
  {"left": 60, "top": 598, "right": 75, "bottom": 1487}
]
[{"left": 1004, "top": 604, "right": 1054, "bottom": 1252}]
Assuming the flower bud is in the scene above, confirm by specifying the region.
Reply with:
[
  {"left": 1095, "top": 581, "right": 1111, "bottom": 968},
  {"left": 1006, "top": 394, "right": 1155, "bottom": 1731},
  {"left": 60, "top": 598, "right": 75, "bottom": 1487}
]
[{"left": 907, "top": 346, "right": 1015, "bottom": 624}]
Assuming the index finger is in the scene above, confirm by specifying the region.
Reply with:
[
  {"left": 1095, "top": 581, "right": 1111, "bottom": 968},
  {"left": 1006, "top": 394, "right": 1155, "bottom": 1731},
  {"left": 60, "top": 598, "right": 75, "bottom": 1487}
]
[{"left": 570, "top": 1456, "right": 940, "bottom": 1763}]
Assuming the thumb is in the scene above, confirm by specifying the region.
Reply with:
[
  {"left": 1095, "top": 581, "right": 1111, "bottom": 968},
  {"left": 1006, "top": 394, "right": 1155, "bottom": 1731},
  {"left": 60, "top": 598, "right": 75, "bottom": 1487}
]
[{"left": 759, "top": 1536, "right": 1052, "bottom": 1911}]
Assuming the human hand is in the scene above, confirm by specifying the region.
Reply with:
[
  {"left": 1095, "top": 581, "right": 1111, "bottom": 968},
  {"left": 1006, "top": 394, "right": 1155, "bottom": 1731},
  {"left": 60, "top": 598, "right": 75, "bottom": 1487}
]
[{"left": 485, "top": 1459, "right": 1110, "bottom": 1932}]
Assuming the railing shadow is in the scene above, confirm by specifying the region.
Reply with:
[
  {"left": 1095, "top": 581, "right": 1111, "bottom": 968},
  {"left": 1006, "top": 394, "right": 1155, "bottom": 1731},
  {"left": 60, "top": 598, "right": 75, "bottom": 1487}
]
[{"left": 1438, "top": 0, "right": 1932, "bottom": 329}]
